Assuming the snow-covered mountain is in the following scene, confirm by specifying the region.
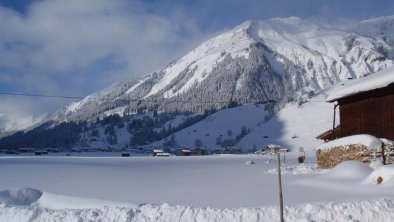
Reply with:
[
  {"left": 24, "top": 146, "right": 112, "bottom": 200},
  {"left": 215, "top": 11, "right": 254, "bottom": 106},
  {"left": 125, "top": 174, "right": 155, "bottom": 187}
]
[
  {"left": 2, "top": 16, "right": 394, "bottom": 150},
  {"left": 53, "top": 16, "right": 394, "bottom": 123}
]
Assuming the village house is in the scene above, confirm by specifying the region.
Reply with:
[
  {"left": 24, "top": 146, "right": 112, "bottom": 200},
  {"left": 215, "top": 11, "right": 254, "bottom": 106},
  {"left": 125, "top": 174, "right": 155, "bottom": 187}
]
[
  {"left": 152, "top": 149, "right": 164, "bottom": 156},
  {"left": 180, "top": 149, "right": 191, "bottom": 156}
]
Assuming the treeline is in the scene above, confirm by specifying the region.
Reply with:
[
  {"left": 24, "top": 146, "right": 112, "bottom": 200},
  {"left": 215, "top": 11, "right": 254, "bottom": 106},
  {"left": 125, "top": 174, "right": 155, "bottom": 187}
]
[
  {"left": 0, "top": 108, "right": 217, "bottom": 149},
  {"left": 0, "top": 121, "right": 83, "bottom": 149},
  {"left": 216, "top": 126, "right": 251, "bottom": 147},
  {"left": 82, "top": 109, "right": 217, "bottom": 147},
  {"left": 127, "top": 110, "right": 215, "bottom": 146}
]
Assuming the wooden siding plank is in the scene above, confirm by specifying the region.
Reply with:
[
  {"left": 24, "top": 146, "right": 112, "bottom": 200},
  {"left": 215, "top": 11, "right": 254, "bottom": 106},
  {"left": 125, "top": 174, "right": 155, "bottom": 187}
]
[{"left": 338, "top": 90, "right": 394, "bottom": 140}]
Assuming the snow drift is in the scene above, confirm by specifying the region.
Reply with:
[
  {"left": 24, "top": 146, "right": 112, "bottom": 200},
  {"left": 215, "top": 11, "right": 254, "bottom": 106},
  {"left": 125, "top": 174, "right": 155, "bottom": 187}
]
[
  {"left": 0, "top": 188, "right": 42, "bottom": 206},
  {"left": 0, "top": 198, "right": 393, "bottom": 222},
  {"left": 365, "top": 164, "right": 394, "bottom": 185}
]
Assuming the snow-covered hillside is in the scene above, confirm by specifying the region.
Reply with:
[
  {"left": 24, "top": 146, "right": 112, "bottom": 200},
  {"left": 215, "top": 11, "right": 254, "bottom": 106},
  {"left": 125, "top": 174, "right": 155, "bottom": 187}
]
[
  {"left": 60, "top": 92, "right": 332, "bottom": 152},
  {"left": 53, "top": 16, "right": 394, "bottom": 123},
  {"left": 151, "top": 94, "right": 334, "bottom": 152}
]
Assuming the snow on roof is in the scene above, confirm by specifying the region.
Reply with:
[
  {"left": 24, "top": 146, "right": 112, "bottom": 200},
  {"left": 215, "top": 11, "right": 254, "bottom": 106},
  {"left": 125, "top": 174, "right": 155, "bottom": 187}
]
[
  {"left": 317, "top": 134, "right": 382, "bottom": 150},
  {"left": 327, "top": 65, "right": 394, "bottom": 102},
  {"left": 266, "top": 144, "right": 281, "bottom": 148}
]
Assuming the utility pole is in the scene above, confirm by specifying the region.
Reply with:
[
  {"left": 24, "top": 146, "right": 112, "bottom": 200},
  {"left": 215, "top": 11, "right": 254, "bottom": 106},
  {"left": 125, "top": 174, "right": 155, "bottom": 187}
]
[{"left": 276, "top": 147, "right": 284, "bottom": 222}]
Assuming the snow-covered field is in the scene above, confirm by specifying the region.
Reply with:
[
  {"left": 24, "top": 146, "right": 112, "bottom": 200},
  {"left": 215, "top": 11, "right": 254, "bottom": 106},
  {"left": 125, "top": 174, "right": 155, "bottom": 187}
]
[{"left": 1, "top": 154, "right": 393, "bottom": 221}]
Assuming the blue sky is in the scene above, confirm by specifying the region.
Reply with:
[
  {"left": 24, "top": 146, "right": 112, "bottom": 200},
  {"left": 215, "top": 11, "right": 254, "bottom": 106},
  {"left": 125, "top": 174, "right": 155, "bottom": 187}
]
[{"left": 0, "top": 0, "right": 393, "bottom": 130}]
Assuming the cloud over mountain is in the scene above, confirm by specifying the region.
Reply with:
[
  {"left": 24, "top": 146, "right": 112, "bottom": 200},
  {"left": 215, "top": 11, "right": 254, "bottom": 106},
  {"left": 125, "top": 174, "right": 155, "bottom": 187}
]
[{"left": 0, "top": 0, "right": 213, "bottom": 131}]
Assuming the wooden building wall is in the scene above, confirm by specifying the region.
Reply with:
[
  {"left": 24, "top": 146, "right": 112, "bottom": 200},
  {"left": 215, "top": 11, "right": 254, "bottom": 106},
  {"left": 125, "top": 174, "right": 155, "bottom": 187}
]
[{"left": 338, "top": 83, "right": 394, "bottom": 140}]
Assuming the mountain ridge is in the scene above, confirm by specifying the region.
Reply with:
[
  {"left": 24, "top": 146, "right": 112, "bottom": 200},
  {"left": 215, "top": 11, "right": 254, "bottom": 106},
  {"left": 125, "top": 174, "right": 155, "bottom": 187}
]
[{"left": 52, "top": 16, "right": 394, "bottom": 123}]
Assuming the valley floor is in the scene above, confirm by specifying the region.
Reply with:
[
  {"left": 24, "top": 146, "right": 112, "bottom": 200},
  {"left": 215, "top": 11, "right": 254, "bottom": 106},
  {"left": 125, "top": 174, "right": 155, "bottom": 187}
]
[{"left": 0, "top": 154, "right": 393, "bottom": 221}]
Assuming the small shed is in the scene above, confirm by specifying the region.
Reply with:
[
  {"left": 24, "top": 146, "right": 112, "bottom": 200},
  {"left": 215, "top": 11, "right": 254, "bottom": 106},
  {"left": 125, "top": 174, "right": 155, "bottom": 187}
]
[
  {"left": 152, "top": 149, "right": 164, "bottom": 156},
  {"left": 156, "top": 152, "right": 170, "bottom": 157},
  {"left": 18, "top": 148, "right": 34, "bottom": 153},
  {"left": 192, "top": 148, "right": 207, "bottom": 155},
  {"left": 121, "top": 152, "right": 130, "bottom": 157},
  {"left": 265, "top": 144, "right": 284, "bottom": 154},
  {"left": 180, "top": 149, "right": 191, "bottom": 156}
]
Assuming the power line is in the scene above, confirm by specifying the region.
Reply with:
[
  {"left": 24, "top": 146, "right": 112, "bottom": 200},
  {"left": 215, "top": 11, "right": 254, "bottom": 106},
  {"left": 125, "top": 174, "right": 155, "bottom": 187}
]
[
  {"left": 0, "top": 92, "right": 84, "bottom": 100},
  {"left": 0, "top": 92, "right": 275, "bottom": 105}
]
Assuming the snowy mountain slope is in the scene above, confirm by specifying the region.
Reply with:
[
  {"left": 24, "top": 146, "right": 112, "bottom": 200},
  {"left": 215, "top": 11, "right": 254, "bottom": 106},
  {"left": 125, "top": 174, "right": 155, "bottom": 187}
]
[
  {"left": 149, "top": 103, "right": 268, "bottom": 150},
  {"left": 64, "top": 92, "right": 332, "bottom": 152},
  {"left": 347, "top": 16, "right": 394, "bottom": 45},
  {"left": 52, "top": 16, "right": 394, "bottom": 124},
  {"left": 238, "top": 94, "right": 335, "bottom": 151},
  {"left": 150, "top": 94, "right": 334, "bottom": 152},
  {"left": 145, "top": 21, "right": 253, "bottom": 99}
]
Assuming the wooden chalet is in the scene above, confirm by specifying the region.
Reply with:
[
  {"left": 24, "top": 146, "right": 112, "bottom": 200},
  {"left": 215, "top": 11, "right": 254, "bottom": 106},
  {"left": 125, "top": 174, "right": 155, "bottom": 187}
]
[
  {"left": 315, "top": 67, "right": 394, "bottom": 167},
  {"left": 324, "top": 66, "right": 394, "bottom": 141}
]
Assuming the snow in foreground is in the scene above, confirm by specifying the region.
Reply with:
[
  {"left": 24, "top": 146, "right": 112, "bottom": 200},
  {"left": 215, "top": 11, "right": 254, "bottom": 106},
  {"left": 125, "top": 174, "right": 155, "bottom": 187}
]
[
  {"left": 0, "top": 197, "right": 393, "bottom": 222},
  {"left": 1, "top": 155, "right": 394, "bottom": 221}
]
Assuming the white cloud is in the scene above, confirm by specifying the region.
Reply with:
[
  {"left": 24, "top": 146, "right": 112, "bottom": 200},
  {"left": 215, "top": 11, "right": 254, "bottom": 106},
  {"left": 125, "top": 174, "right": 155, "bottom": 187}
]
[
  {"left": 0, "top": 0, "right": 215, "bottom": 131},
  {"left": 0, "top": 0, "right": 208, "bottom": 74},
  {"left": 0, "top": 97, "right": 48, "bottom": 132}
]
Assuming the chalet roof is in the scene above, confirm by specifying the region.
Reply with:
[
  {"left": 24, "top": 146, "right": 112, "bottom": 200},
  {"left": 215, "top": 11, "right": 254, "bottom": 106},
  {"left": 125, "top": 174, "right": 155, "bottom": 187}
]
[
  {"left": 327, "top": 65, "right": 394, "bottom": 102},
  {"left": 316, "top": 126, "right": 340, "bottom": 141}
]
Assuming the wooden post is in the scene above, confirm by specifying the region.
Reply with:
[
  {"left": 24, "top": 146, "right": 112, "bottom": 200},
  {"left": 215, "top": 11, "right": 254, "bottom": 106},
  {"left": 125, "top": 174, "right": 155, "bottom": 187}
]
[
  {"left": 382, "top": 143, "right": 386, "bottom": 165},
  {"left": 277, "top": 149, "right": 284, "bottom": 222}
]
